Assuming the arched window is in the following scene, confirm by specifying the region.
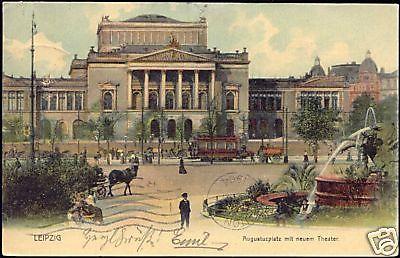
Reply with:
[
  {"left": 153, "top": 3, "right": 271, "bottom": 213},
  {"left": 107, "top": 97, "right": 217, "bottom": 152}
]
[
  {"left": 275, "top": 119, "right": 283, "bottom": 138},
  {"left": 184, "top": 119, "right": 192, "bottom": 141},
  {"left": 226, "top": 92, "right": 235, "bottom": 110},
  {"left": 149, "top": 91, "right": 158, "bottom": 110},
  {"left": 248, "top": 119, "right": 257, "bottom": 139},
  {"left": 226, "top": 119, "right": 235, "bottom": 136},
  {"left": 167, "top": 119, "right": 176, "bottom": 139},
  {"left": 165, "top": 91, "right": 174, "bottom": 110},
  {"left": 182, "top": 92, "right": 190, "bottom": 109},
  {"left": 132, "top": 92, "right": 141, "bottom": 109},
  {"left": 55, "top": 120, "right": 68, "bottom": 141},
  {"left": 260, "top": 119, "right": 268, "bottom": 138},
  {"left": 150, "top": 119, "right": 160, "bottom": 137},
  {"left": 103, "top": 92, "right": 113, "bottom": 110},
  {"left": 198, "top": 92, "right": 207, "bottom": 109}
]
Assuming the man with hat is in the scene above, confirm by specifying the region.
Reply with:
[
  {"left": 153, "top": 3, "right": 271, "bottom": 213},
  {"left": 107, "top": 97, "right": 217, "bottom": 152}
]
[{"left": 179, "top": 192, "right": 191, "bottom": 228}]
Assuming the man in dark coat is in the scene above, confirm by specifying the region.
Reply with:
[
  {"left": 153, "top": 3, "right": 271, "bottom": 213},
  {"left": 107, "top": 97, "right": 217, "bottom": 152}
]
[
  {"left": 179, "top": 157, "right": 187, "bottom": 174},
  {"left": 179, "top": 193, "right": 191, "bottom": 228}
]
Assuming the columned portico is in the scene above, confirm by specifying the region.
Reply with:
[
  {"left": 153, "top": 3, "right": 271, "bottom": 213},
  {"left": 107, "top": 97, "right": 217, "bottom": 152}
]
[
  {"left": 193, "top": 70, "right": 199, "bottom": 109},
  {"left": 144, "top": 70, "right": 149, "bottom": 108}
]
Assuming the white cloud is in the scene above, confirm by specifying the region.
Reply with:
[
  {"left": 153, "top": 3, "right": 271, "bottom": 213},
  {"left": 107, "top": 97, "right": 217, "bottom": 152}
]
[
  {"left": 85, "top": 3, "right": 138, "bottom": 33},
  {"left": 321, "top": 41, "right": 350, "bottom": 67},
  {"left": 4, "top": 32, "right": 70, "bottom": 77},
  {"left": 228, "top": 12, "right": 318, "bottom": 77}
]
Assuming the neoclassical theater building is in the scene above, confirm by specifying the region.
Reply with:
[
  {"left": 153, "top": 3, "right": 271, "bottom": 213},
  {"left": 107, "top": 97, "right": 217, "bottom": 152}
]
[{"left": 2, "top": 14, "right": 250, "bottom": 140}]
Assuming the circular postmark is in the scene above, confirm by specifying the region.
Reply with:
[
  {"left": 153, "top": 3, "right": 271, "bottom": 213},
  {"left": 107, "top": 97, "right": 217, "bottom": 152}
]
[{"left": 206, "top": 172, "right": 258, "bottom": 230}]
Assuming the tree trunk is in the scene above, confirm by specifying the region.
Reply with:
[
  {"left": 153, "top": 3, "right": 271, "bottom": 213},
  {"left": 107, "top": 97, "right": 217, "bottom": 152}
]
[{"left": 313, "top": 143, "right": 318, "bottom": 163}]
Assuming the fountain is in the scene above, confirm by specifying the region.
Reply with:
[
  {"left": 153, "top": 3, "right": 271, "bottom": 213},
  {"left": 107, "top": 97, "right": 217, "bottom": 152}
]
[{"left": 307, "top": 107, "right": 391, "bottom": 209}]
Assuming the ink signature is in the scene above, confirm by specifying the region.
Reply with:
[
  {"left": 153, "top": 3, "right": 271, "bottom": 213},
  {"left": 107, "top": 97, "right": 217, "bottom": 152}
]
[
  {"left": 171, "top": 228, "right": 228, "bottom": 251},
  {"left": 82, "top": 225, "right": 163, "bottom": 252}
]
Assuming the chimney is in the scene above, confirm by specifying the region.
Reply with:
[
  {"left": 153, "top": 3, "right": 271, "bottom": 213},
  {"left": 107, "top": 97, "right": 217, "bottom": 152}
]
[
  {"left": 74, "top": 54, "right": 78, "bottom": 59},
  {"left": 243, "top": 47, "right": 247, "bottom": 53}
]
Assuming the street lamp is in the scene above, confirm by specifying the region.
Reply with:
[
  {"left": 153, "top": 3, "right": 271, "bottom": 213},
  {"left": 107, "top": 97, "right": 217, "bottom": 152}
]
[
  {"left": 284, "top": 106, "right": 289, "bottom": 163},
  {"left": 124, "top": 135, "right": 128, "bottom": 164}
]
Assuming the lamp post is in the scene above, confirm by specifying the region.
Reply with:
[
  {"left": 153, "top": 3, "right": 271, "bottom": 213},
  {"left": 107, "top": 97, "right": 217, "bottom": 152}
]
[
  {"left": 284, "top": 106, "right": 289, "bottom": 163},
  {"left": 124, "top": 135, "right": 127, "bottom": 164},
  {"left": 29, "top": 12, "right": 37, "bottom": 165},
  {"left": 141, "top": 82, "right": 145, "bottom": 165}
]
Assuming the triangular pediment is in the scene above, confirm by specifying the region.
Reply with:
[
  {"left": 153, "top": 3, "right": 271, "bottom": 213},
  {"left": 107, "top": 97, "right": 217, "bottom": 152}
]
[{"left": 133, "top": 48, "right": 213, "bottom": 63}]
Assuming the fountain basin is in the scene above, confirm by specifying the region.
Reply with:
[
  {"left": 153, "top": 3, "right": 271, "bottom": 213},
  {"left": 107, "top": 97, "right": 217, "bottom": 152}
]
[{"left": 315, "top": 175, "right": 381, "bottom": 207}]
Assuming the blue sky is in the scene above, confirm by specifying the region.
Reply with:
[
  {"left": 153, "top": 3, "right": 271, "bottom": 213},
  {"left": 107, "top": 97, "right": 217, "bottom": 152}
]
[{"left": 2, "top": 2, "right": 398, "bottom": 78}]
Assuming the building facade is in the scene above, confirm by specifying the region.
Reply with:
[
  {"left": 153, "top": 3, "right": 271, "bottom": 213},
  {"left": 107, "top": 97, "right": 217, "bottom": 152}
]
[{"left": 2, "top": 14, "right": 250, "bottom": 141}]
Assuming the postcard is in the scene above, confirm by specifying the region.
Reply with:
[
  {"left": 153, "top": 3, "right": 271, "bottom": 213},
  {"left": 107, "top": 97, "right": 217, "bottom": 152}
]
[{"left": 2, "top": 2, "right": 398, "bottom": 256}]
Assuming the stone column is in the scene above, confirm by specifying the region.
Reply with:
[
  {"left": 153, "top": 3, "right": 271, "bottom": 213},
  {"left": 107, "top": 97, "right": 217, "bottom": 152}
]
[
  {"left": 144, "top": 70, "right": 149, "bottom": 108},
  {"left": 72, "top": 92, "right": 75, "bottom": 110},
  {"left": 160, "top": 70, "right": 166, "bottom": 108},
  {"left": 127, "top": 70, "right": 132, "bottom": 109},
  {"left": 194, "top": 70, "right": 199, "bottom": 109},
  {"left": 209, "top": 70, "right": 215, "bottom": 104},
  {"left": 56, "top": 92, "right": 59, "bottom": 111},
  {"left": 177, "top": 70, "right": 182, "bottom": 109}
]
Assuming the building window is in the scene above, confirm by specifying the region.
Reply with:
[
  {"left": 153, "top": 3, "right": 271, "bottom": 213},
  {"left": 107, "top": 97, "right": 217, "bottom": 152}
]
[
  {"left": 199, "top": 92, "right": 207, "bottom": 109},
  {"left": 67, "top": 92, "right": 73, "bottom": 110},
  {"left": 150, "top": 119, "right": 160, "bottom": 138},
  {"left": 8, "top": 91, "right": 16, "bottom": 111},
  {"left": 226, "top": 92, "right": 235, "bottom": 110},
  {"left": 50, "top": 93, "right": 57, "bottom": 110},
  {"left": 41, "top": 92, "right": 49, "bottom": 110},
  {"left": 167, "top": 119, "right": 176, "bottom": 139},
  {"left": 58, "top": 92, "right": 65, "bottom": 111},
  {"left": 75, "top": 92, "right": 83, "bottom": 110},
  {"left": 267, "top": 96, "right": 275, "bottom": 111},
  {"left": 324, "top": 96, "right": 330, "bottom": 109},
  {"left": 16, "top": 91, "right": 24, "bottom": 111},
  {"left": 226, "top": 119, "right": 235, "bottom": 136},
  {"left": 132, "top": 92, "right": 141, "bottom": 110},
  {"left": 182, "top": 92, "right": 190, "bottom": 109},
  {"left": 149, "top": 91, "right": 158, "bottom": 110},
  {"left": 276, "top": 95, "right": 282, "bottom": 110},
  {"left": 184, "top": 119, "right": 192, "bottom": 141},
  {"left": 165, "top": 91, "right": 174, "bottom": 110},
  {"left": 2, "top": 93, "right": 7, "bottom": 111},
  {"left": 103, "top": 92, "right": 113, "bottom": 110},
  {"left": 332, "top": 95, "right": 338, "bottom": 110},
  {"left": 275, "top": 119, "right": 283, "bottom": 138}
]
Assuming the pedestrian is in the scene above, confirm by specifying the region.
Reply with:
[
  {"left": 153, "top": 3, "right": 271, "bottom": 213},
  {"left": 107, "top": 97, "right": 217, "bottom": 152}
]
[
  {"left": 296, "top": 199, "right": 309, "bottom": 228},
  {"left": 275, "top": 201, "right": 290, "bottom": 227},
  {"left": 303, "top": 150, "right": 309, "bottom": 163},
  {"left": 179, "top": 157, "right": 187, "bottom": 174},
  {"left": 111, "top": 148, "right": 116, "bottom": 160},
  {"left": 179, "top": 193, "right": 191, "bottom": 228}
]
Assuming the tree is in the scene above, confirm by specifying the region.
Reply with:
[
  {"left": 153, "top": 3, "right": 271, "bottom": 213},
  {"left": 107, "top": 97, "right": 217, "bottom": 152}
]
[
  {"left": 345, "top": 93, "right": 377, "bottom": 135},
  {"left": 86, "top": 112, "right": 125, "bottom": 157},
  {"left": 292, "top": 96, "right": 340, "bottom": 163},
  {"left": 376, "top": 95, "right": 398, "bottom": 125},
  {"left": 199, "top": 97, "right": 224, "bottom": 164},
  {"left": 2, "top": 115, "right": 27, "bottom": 143}
]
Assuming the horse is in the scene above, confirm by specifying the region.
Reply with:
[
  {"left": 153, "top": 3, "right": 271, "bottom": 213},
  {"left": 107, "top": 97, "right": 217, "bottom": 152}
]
[{"left": 108, "top": 168, "right": 137, "bottom": 196}]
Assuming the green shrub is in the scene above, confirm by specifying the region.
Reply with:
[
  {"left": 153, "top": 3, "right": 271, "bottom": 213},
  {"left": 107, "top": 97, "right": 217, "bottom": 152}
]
[
  {"left": 2, "top": 158, "right": 97, "bottom": 218},
  {"left": 246, "top": 179, "right": 271, "bottom": 201}
]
